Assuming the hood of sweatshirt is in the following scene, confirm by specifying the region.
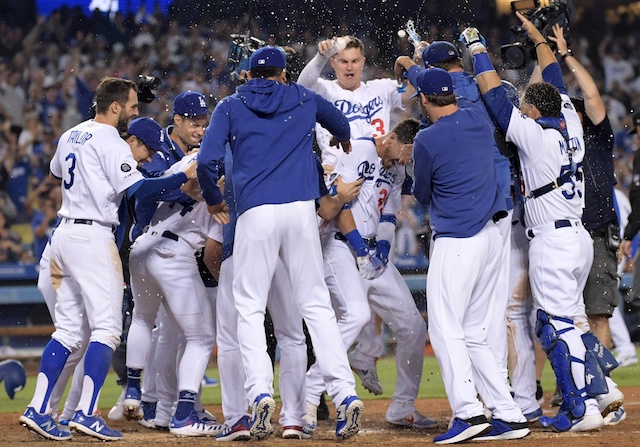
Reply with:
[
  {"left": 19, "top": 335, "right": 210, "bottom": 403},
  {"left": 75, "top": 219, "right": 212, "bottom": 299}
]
[
  {"left": 450, "top": 71, "right": 481, "bottom": 104},
  {"left": 236, "top": 78, "right": 305, "bottom": 116}
]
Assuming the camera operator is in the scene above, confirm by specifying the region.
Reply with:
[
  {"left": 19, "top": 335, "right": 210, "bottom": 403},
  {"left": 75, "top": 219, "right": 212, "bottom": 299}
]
[{"left": 460, "top": 12, "right": 606, "bottom": 432}]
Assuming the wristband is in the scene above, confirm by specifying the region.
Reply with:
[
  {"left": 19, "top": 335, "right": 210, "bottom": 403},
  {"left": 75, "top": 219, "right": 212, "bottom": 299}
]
[
  {"left": 534, "top": 41, "right": 549, "bottom": 49},
  {"left": 560, "top": 49, "right": 573, "bottom": 61},
  {"left": 343, "top": 229, "right": 368, "bottom": 257},
  {"left": 471, "top": 52, "right": 496, "bottom": 76}
]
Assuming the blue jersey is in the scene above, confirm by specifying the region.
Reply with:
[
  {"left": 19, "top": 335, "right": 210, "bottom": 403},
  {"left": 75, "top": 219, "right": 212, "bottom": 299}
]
[
  {"left": 197, "top": 79, "right": 350, "bottom": 216},
  {"left": 412, "top": 98, "right": 506, "bottom": 238}
]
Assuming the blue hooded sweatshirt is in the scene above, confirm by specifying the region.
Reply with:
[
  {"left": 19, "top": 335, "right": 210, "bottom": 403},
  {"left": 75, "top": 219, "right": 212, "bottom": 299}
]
[{"left": 198, "top": 78, "right": 350, "bottom": 216}]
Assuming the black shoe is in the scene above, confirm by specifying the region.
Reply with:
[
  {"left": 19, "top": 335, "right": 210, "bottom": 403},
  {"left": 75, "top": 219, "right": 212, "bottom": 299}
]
[
  {"left": 550, "top": 385, "right": 562, "bottom": 407},
  {"left": 317, "top": 393, "right": 330, "bottom": 421},
  {"left": 536, "top": 380, "right": 544, "bottom": 404}
]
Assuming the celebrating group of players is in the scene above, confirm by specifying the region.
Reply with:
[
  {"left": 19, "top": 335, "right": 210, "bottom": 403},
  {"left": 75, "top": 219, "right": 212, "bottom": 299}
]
[{"left": 16, "top": 8, "right": 632, "bottom": 445}]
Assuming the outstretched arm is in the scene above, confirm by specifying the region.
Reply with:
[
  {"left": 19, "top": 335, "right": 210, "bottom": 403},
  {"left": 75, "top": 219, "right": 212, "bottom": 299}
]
[{"left": 548, "top": 24, "right": 605, "bottom": 125}]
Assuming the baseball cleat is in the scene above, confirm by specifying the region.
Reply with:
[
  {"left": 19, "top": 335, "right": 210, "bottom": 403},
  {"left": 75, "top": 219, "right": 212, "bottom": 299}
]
[
  {"left": 169, "top": 410, "right": 224, "bottom": 437},
  {"left": 249, "top": 393, "right": 276, "bottom": 439},
  {"left": 282, "top": 425, "right": 312, "bottom": 439},
  {"left": 335, "top": 395, "right": 364, "bottom": 440},
  {"left": 317, "top": 393, "right": 330, "bottom": 420},
  {"left": 123, "top": 387, "right": 143, "bottom": 420},
  {"left": 201, "top": 375, "right": 220, "bottom": 387},
  {"left": 19, "top": 407, "right": 73, "bottom": 441},
  {"left": 523, "top": 407, "right": 543, "bottom": 423},
  {"left": 535, "top": 380, "right": 544, "bottom": 405},
  {"left": 549, "top": 385, "right": 562, "bottom": 407},
  {"left": 352, "top": 366, "right": 383, "bottom": 395},
  {"left": 472, "top": 418, "right": 530, "bottom": 441},
  {"left": 434, "top": 415, "right": 491, "bottom": 445},
  {"left": 69, "top": 410, "right": 122, "bottom": 441},
  {"left": 388, "top": 410, "right": 438, "bottom": 429},
  {"left": 540, "top": 410, "right": 604, "bottom": 432},
  {"left": 302, "top": 401, "right": 318, "bottom": 432},
  {"left": 603, "top": 406, "right": 626, "bottom": 425},
  {"left": 597, "top": 387, "right": 624, "bottom": 418},
  {"left": 107, "top": 388, "right": 126, "bottom": 421},
  {"left": 216, "top": 415, "right": 251, "bottom": 442},
  {"left": 615, "top": 353, "right": 638, "bottom": 368},
  {"left": 137, "top": 401, "right": 158, "bottom": 429}
]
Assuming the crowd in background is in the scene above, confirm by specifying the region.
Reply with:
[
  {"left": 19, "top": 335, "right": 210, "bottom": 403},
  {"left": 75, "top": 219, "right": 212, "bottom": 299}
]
[{"left": 2, "top": 3, "right": 640, "bottom": 264}]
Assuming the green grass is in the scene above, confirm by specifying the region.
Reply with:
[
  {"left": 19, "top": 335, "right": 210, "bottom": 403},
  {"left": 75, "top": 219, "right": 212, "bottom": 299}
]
[{"left": 2, "top": 347, "right": 639, "bottom": 413}]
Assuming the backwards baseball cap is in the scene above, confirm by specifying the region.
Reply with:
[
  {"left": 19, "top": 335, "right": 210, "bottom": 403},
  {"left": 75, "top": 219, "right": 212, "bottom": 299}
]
[
  {"left": 173, "top": 91, "right": 209, "bottom": 117},
  {"left": 422, "top": 41, "right": 460, "bottom": 67},
  {"left": 127, "top": 117, "right": 167, "bottom": 153},
  {"left": 411, "top": 68, "right": 454, "bottom": 98},
  {"left": 629, "top": 111, "right": 640, "bottom": 135},
  {"left": 249, "top": 46, "right": 287, "bottom": 70}
]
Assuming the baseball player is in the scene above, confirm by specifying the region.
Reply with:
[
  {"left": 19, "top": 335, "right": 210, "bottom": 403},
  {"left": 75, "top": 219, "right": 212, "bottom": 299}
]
[
  {"left": 305, "top": 119, "right": 436, "bottom": 431},
  {"left": 396, "top": 41, "right": 515, "bottom": 392},
  {"left": 19, "top": 77, "right": 196, "bottom": 442},
  {"left": 0, "top": 360, "right": 26, "bottom": 399},
  {"left": 297, "top": 35, "right": 414, "bottom": 166},
  {"left": 213, "top": 149, "right": 350, "bottom": 440},
  {"left": 462, "top": 14, "right": 608, "bottom": 432},
  {"left": 412, "top": 67, "right": 528, "bottom": 444},
  {"left": 197, "top": 46, "right": 363, "bottom": 441},
  {"left": 124, "top": 151, "right": 223, "bottom": 437}
]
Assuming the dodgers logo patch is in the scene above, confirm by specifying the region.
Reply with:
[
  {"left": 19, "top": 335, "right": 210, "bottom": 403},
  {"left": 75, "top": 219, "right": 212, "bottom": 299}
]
[{"left": 121, "top": 163, "right": 132, "bottom": 172}]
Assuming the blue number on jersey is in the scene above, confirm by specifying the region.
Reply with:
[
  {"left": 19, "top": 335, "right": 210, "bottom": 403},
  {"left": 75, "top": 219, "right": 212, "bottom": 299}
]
[
  {"left": 64, "top": 153, "right": 77, "bottom": 189},
  {"left": 559, "top": 163, "right": 582, "bottom": 200}
]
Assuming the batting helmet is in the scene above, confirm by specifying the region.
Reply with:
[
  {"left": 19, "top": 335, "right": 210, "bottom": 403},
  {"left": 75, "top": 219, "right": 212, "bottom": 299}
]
[{"left": 0, "top": 359, "right": 27, "bottom": 399}]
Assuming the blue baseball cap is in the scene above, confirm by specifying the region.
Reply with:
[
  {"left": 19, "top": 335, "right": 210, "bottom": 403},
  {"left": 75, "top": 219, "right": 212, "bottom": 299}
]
[
  {"left": 410, "top": 68, "right": 454, "bottom": 98},
  {"left": 249, "top": 46, "right": 287, "bottom": 69},
  {"left": 422, "top": 41, "right": 460, "bottom": 67},
  {"left": 173, "top": 91, "right": 209, "bottom": 117},
  {"left": 127, "top": 117, "right": 167, "bottom": 153}
]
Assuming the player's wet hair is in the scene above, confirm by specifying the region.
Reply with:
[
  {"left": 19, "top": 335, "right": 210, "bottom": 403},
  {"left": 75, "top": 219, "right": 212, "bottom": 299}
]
[
  {"left": 392, "top": 118, "right": 421, "bottom": 144},
  {"left": 523, "top": 82, "right": 562, "bottom": 118},
  {"left": 249, "top": 66, "right": 284, "bottom": 79},
  {"left": 432, "top": 58, "right": 463, "bottom": 72},
  {"left": 345, "top": 36, "right": 364, "bottom": 54},
  {"left": 424, "top": 92, "right": 457, "bottom": 107},
  {"left": 95, "top": 77, "right": 137, "bottom": 115}
]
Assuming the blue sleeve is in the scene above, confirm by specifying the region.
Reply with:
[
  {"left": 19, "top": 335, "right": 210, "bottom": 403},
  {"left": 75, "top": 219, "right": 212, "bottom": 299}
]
[
  {"left": 401, "top": 172, "right": 414, "bottom": 195},
  {"left": 406, "top": 65, "right": 423, "bottom": 89},
  {"left": 197, "top": 101, "right": 230, "bottom": 206},
  {"left": 481, "top": 86, "right": 515, "bottom": 133},
  {"left": 314, "top": 93, "right": 350, "bottom": 141},
  {"left": 126, "top": 172, "right": 188, "bottom": 201},
  {"left": 541, "top": 62, "right": 567, "bottom": 95},
  {"left": 138, "top": 154, "right": 170, "bottom": 178},
  {"left": 412, "top": 139, "right": 433, "bottom": 207},
  {"left": 315, "top": 155, "right": 329, "bottom": 197}
]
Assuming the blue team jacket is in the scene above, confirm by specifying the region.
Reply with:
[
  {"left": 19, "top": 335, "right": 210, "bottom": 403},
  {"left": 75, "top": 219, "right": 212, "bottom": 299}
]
[{"left": 198, "top": 78, "right": 350, "bottom": 217}]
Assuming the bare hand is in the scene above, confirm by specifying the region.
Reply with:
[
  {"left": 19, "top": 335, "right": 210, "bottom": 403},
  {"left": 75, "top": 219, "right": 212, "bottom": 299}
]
[
  {"left": 217, "top": 175, "right": 225, "bottom": 193},
  {"left": 182, "top": 158, "right": 197, "bottom": 180},
  {"left": 547, "top": 24, "right": 568, "bottom": 55},
  {"left": 394, "top": 56, "right": 414, "bottom": 84},
  {"left": 207, "top": 202, "right": 230, "bottom": 225},
  {"left": 621, "top": 240, "right": 633, "bottom": 258},
  {"left": 336, "top": 175, "right": 363, "bottom": 203},
  {"left": 515, "top": 11, "right": 545, "bottom": 45},
  {"left": 329, "top": 136, "right": 351, "bottom": 154},
  {"left": 180, "top": 179, "right": 204, "bottom": 201}
]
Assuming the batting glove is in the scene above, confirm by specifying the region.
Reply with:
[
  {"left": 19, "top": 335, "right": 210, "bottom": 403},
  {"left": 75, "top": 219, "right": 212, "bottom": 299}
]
[
  {"left": 460, "top": 27, "right": 487, "bottom": 53},
  {"left": 357, "top": 251, "right": 386, "bottom": 280},
  {"left": 375, "top": 240, "right": 391, "bottom": 266}
]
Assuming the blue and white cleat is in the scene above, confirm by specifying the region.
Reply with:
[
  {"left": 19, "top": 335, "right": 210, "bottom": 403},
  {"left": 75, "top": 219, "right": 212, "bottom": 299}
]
[
  {"left": 249, "top": 393, "right": 276, "bottom": 439},
  {"left": 69, "top": 410, "right": 122, "bottom": 441},
  {"left": 604, "top": 406, "right": 626, "bottom": 426},
  {"left": 137, "top": 401, "right": 157, "bottom": 429},
  {"left": 434, "top": 415, "right": 491, "bottom": 445},
  {"left": 523, "top": 407, "right": 543, "bottom": 423},
  {"left": 170, "top": 409, "right": 224, "bottom": 437},
  {"left": 202, "top": 375, "right": 220, "bottom": 387},
  {"left": 216, "top": 415, "right": 251, "bottom": 442},
  {"left": 19, "top": 407, "right": 73, "bottom": 441},
  {"left": 335, "top": 395, "right": 364, "bottom": 440},
  {"left": 473, "top": 418, "right": 530, "bottom": 441},
  {"left": 123, "top": 387, "right": 142, "bottom": 421}
]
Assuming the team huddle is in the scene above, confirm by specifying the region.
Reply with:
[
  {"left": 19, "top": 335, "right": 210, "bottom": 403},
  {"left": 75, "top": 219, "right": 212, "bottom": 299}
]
[{"left": 17, "top": 10, "right": 630, "bottom": 445}]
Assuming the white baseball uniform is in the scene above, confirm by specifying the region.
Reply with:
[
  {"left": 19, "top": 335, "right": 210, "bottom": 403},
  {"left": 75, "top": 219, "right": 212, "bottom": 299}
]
[
  {"left": 127, "top": 153, "right": 216, "bottom": 395},
  {"left": 306, "top": 138, "right": 427, "bottom": 422},
  {"left": 297, "top": 56, "right": 404, "bottom": 166}
]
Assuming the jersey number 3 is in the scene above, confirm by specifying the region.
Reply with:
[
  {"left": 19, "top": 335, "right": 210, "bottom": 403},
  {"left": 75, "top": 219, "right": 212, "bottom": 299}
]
[
  {"left": 64, "top": 153, "right": 77, "bottom": 189},
  {"left": 371, "top": 118, "right": 385, "bottom": 138}
]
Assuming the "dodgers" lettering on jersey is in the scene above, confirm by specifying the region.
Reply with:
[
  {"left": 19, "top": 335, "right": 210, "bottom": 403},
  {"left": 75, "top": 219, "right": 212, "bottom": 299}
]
[{"left": 334, "top": 97, "right": 384, "bottom": 123}]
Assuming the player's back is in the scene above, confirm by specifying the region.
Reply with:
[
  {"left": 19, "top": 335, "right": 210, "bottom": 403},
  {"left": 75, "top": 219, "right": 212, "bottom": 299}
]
[{"left": 50, "top": 120, "right": 142, "bottom": 226}]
